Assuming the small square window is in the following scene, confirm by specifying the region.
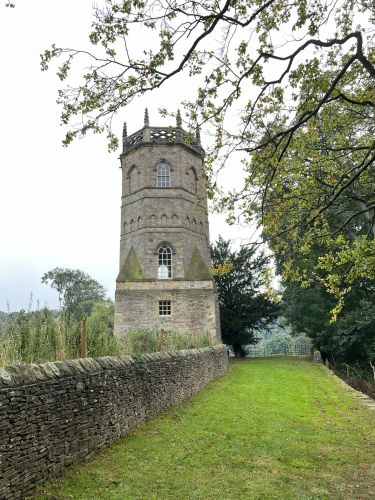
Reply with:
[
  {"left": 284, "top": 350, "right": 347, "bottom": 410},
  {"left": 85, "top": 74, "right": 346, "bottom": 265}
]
[{"left": 159, "top": 300, "right": 171, "bottom": 316}]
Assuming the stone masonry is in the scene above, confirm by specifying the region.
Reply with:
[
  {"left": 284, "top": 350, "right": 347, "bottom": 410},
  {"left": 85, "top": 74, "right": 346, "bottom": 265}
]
[
  {"left": 0, "top": 346, "right": 228, "bottom": 499},
  {"left": 114, "top": 110, "right": 221, "bottom": 337}
]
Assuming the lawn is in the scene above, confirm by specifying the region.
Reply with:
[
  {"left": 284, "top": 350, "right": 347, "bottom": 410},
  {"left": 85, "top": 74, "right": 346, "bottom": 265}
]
[{"left": 36, "top": 358, "right": 375, "bottom": 499}]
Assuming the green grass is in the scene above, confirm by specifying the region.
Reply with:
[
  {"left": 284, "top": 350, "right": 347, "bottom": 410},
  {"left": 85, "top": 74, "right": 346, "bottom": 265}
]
[{"left": 36, "top": 358, "right": 375, "bottom": 499}]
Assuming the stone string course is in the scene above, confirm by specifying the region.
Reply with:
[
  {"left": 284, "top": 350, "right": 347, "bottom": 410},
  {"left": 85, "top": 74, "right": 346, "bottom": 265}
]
[{"left": 0, "top": 345, "right": 228, "bottom": 499}]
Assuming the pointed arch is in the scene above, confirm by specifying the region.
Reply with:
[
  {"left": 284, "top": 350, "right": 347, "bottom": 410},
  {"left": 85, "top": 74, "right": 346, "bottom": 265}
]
[
  {"left": 127, "top": 164, "right": 139, "bottom": 193},
  {"left": 153, "top": 241, "right": 176, "bottom": 255},
  {"left": 186, "top": 166, "right": 198, "bottom": 193}
]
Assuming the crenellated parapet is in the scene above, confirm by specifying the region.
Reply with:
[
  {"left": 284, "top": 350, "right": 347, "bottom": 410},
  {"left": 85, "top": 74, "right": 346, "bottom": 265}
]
[{"left": 122, "top": 108, "right": 203, "bottom": 156}]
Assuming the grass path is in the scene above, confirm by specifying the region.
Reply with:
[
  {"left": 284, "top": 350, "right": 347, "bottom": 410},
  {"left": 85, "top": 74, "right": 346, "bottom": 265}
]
[{"left": 36, "top": 358, "right": 375, "bottom": 499}]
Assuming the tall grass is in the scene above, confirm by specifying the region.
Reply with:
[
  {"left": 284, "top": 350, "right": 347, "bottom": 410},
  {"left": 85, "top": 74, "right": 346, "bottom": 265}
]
[
  {"left": 0, "top": 303, "right": 218, "bottom": 367},
  {"left": 122, "top": 329, "right": 217, "bottom": 355}
]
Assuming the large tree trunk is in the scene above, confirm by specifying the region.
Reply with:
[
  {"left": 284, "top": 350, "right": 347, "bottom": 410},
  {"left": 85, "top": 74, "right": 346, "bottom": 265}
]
[{"left": 232, "top": 343, "right": 246, "bottom": 358}]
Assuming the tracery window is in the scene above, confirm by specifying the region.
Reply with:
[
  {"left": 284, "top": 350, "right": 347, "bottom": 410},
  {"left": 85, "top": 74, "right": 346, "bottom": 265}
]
[
  {"left": 156, "top": 162, "right": 171, "bottom": 187},
  {"left": 158, "top": 245, "right": 172, "bottom": 279}
]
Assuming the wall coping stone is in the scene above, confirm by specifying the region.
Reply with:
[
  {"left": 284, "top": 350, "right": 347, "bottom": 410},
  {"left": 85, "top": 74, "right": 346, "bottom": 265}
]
[{"left": 0, "top": 345, "right": 224, "bottom": 388}]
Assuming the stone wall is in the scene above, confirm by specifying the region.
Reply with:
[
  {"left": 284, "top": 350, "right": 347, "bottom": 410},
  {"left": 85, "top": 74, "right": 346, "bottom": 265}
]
[
  {"left": 0, "top": 346, "right": 228, "bottom": 499},
  {"left": 115, "top": 281, "right": 220, "bottom": 337}
]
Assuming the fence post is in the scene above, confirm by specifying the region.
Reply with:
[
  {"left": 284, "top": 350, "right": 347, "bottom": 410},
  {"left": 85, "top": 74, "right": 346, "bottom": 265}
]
[
  {"left": 191, "top": 332, "right": 196, "bottom": 348},
  {"left": 158, "top": 328, "right": 164, "bottom": 351},
  {"left": 80, "top": 318, "right": 88, "bottom": 358}
]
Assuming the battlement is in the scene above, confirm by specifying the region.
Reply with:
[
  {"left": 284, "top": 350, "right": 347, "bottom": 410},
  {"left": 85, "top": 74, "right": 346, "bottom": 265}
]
[{"left": 122, "top": 108, "right": 203, "bottom": 156}]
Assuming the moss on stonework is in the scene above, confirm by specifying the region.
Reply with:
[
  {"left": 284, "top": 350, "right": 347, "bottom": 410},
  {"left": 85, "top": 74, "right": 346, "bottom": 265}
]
[
  {"left": 117, "top": 247, "right": 144, "bottom": 281},
  {"left": 186, "top": 247, "right": 212, "bottom": 280}
]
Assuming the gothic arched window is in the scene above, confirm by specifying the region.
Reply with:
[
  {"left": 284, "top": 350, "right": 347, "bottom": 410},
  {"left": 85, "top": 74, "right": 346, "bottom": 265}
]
[
  {"left": 158, "top": 245, "right": 172, "bottom": 279},
  {"left": 156, "top": 162, "right": 171, "bottom": 188}
]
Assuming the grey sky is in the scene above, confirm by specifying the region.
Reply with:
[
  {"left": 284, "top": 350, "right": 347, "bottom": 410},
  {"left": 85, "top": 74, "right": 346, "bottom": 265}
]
[{"left": 0, "top": 1, "right": 247, "bottom": 312}]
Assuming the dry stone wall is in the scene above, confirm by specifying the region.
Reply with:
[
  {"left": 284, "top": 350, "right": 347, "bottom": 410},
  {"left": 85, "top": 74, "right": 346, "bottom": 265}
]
[{"left": 0, "top": 346, "right": 228, "bottom": 499}]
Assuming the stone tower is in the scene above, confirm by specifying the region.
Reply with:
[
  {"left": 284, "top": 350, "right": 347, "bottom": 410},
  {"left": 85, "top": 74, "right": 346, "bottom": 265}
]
[{"left": 114, "top": 109, "right": 220, "bottom": 338}]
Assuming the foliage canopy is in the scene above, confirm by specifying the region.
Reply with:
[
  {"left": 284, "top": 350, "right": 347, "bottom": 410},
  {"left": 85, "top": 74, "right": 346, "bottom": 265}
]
[
  {"left": 41, "top": 1, "right": 375, "bottom": 308},
  {"left": 41, "top": 267, "right": 107, "bottom": 321}
]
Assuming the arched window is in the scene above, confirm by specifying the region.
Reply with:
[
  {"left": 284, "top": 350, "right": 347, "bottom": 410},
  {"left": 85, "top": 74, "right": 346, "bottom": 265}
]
[
  {"left": 156, "top": 162, "right": 171, "bottom": 188},
  {"left": 158, "top": 245, "right": 172, "bottom": 279}
]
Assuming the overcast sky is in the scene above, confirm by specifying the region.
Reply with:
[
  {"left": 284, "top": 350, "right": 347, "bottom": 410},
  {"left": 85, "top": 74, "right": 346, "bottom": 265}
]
[{"left": 0, "top": 1, "right": 248, "bottom": 312}]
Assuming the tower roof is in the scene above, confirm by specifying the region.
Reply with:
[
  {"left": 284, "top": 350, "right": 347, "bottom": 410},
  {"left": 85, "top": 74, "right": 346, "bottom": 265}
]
[{"left": 122, "top": 109, "right": 204, "bottom": 158}]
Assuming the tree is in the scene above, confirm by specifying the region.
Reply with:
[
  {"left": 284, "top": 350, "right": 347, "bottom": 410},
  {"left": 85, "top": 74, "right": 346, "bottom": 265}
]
[
  {"left": 40, "top": 1, "right": 374, "bottom": 150},
  {"left": 248, "top": 90, "right": 375, "bottom": 316},
  {"left": 41, "top": 268, "right": 107, "bottom": 321},
  {"left": 41, "top": 0, "right": 374, "bottom": 304},
  {"left": 211, "top": 236, "right": 278, "bottom": 357},
  {"left": 282, "top": 281, "right": 375, "bottom": 365}
]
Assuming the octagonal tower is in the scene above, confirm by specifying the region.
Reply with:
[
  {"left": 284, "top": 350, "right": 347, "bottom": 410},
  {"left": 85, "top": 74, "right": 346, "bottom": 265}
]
[{"left": 114, "top": 109, "right": 220, "bottom": 338}]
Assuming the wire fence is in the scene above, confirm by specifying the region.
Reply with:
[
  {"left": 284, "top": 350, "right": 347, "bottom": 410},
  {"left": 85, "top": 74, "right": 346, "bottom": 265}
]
[
  {"left": 245, "top": 345, "right": 312, "bottom": 357},
  {"left": 326, "top": 360, "right": 375, "bottom": 399}
]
